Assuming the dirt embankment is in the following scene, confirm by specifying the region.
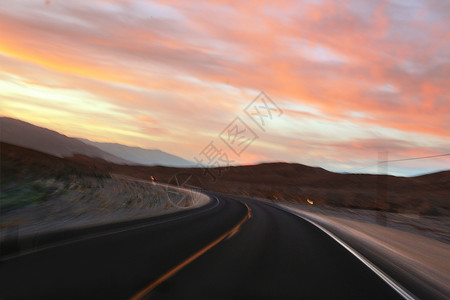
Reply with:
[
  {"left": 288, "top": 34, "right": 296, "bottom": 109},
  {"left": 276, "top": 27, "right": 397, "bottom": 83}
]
[{"left": 0, "top": 142, "right": 209, "bottom": 239}]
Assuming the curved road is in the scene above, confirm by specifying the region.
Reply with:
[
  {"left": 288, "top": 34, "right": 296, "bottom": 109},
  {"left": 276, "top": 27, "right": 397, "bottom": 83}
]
[{"left": 0, "top": 192, "right": 414, "bottom": 299}]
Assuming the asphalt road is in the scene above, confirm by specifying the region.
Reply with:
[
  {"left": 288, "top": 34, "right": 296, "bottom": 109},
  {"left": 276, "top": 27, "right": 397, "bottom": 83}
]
[{"left": 0, "top": 192, "right": 409, "bottom": 299}]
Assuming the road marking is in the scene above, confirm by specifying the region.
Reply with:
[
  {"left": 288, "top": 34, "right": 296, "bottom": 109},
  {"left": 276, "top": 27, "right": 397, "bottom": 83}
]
[
  {"left": 278, "top": 206, "right": 417, "bottom": 300},
  {"left": 0, "top": 196, "right": 219, "bottom": 262},
  {"left": 227, "top": 206, "right": 251, "bottom": 240},
  {"left": 130, "top": 200, "right": 251, "bottom": 300}
]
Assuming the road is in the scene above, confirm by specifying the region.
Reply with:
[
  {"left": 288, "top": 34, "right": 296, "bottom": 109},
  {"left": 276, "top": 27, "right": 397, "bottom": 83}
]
[{"left": 0, "top": 192, "right": 413, "bottom": 299}]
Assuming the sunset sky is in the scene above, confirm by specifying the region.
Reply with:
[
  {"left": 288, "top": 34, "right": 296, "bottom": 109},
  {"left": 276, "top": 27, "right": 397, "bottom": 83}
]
[{"left": 0, "top": 0, "right": 449, "bottom": 176}]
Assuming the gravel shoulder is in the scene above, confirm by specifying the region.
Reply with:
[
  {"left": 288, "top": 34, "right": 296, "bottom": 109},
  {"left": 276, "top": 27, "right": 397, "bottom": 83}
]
[{"left": 279, "top": 202, "right": 450, "bottom": 299}]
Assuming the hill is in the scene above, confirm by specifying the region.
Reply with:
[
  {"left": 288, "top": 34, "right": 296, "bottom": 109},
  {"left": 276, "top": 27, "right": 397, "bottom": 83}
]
[
  {"left": 0, "top": 117, "right": 195, "bottom": 167},
  {"left": 2, "top": 142, "right": 449, "bottom": 216},
  {"left": 0, "top": 117, "right": 128, "bottom": 164},
  {"left": 78, "top": 139, "right": 195, "bottom": 167}
]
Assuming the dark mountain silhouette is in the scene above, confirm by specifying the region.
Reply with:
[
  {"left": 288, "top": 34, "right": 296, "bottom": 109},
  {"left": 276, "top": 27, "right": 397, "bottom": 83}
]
[
  {"left": 0, "top": 117, "right": 194, "bottom": 167},
  {"left": 78, "top": 139, "right": 195, "bottom": 167},
  {"left": 0, "top": 117, "right": 129, "bottom": 164}
]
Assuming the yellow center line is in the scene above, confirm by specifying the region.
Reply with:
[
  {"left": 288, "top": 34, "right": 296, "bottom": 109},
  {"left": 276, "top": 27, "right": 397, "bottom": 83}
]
[{"left": 129, "top": 201, "right": 252, "bottom": 300}]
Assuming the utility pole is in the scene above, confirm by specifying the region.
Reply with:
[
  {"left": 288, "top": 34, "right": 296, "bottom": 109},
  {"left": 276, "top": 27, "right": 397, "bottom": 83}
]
[{"left": 376, "top": 151, "right": 388, "bottom": 226}]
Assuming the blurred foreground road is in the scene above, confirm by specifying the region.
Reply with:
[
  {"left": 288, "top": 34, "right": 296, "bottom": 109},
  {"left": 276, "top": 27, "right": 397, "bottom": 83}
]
[{"left": 0, "top": 192, "right": 426, "bottom": 299}]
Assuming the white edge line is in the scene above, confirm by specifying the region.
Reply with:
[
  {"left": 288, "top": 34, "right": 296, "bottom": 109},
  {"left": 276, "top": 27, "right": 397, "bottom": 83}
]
[
  {"left": 1, "top": 196, "right": 219, "bottom": 262},
  {"left": 278, "top": 206, "right": 417, "bottom": 300}
]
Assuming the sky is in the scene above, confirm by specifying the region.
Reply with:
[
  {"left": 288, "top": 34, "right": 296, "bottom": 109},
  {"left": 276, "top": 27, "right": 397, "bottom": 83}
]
[{"left": 0, "top": 0, "right": 449, "bottom": 176}]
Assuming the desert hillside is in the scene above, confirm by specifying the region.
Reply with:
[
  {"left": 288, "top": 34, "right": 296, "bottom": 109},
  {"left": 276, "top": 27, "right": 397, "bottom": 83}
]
[{"left": 2, "top": 142, "right": 448, "bottom": 216}]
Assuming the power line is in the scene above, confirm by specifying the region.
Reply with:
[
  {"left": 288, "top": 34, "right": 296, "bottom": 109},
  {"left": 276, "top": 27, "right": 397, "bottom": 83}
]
[
  {"left": 348, "top": 153, "right": 450, "bottom": 173},
  {"left": 379, "top": 153, "right": 450, "bottom": 163}
]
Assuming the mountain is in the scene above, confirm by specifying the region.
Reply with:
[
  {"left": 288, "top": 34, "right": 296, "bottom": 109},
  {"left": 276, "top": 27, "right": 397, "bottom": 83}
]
[
  {"left": 78, "top": 139, "right": 195, "bottom": 167},
  {"left": 0, "top": 117, "right": 129, "bottom": 164},
  {"left": 0, "top": 117, "right": 195, "bottom": 167}
]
